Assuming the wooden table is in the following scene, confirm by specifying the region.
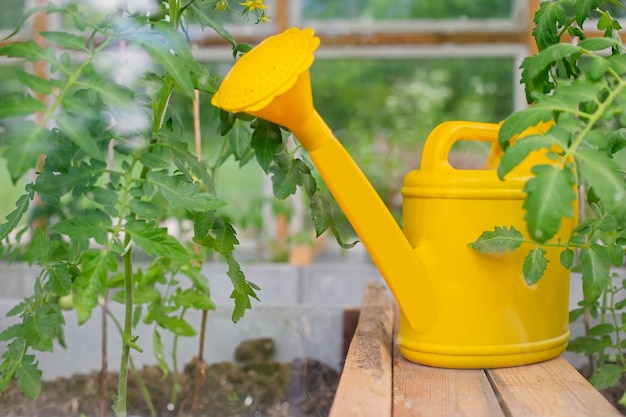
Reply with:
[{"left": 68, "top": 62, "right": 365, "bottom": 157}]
[{"left": 329, "top": 282, "right": 624, "bottom": 417}]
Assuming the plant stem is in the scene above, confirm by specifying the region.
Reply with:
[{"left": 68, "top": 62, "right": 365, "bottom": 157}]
[{"left": 115, "top": 235, "right": 134, "bottom": 417}]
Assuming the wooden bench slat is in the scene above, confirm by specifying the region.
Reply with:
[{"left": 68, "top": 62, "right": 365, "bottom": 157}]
[
  {"left": 329, "top": 281, "right": 394, "bottom": 417},
  {"left": 487, "top": 356, "right": 623, "bottom": 417},
  {"left": 393, "top": 355, "right": 506, "bottom": 417}
]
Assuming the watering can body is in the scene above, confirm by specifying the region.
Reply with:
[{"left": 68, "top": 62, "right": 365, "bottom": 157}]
[
  {"left": 399, "top": 122, "right": 573, "bottom": 368},
  {"left": 211, "top": 27, "right": 575, "bottom": 369}
]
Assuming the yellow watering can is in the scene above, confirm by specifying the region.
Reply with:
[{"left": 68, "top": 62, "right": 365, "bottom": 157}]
[{"left": 212, "top": 28, "right": 576, "bottom": 368}]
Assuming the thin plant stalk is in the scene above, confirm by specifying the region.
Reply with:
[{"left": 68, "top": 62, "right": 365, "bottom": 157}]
[{"left": 191, "top": 88, "right": 208, "bottom": 412}]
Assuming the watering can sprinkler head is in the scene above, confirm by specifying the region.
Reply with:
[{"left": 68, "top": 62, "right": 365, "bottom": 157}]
[{"left": 211, "top": 28, "right": 324, "bottom": 149}]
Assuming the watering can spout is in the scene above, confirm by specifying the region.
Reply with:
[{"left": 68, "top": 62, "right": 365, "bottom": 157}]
[{"left": 211, "top": 28, "right": 431, "bottom": 329}]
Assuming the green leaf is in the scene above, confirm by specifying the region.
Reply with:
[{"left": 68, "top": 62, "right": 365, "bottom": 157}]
[
  {"left": 2, "top": 122, "right": 49, "bottom": 182},
  {"left": 251, "top": 120, "right": 283, "bottom": 173},
  {"left": 189, "top": 3, "right": 236, "bottom": 47},
  {"left": 0, "top": 40, "right": 50, "bottom": 61},
  {"left": 129, "top": 200, "right": 167, "bottom": 218},
  {"left": 153, "top": 329, "right": 169, "bottom": 377},
  {"left": 146, "top": 171, "right": 225, "bottom": 212},
  {"left": 270, "top": 151, "right": 303, "bottom": 199},
  {"left": 523, "top": 246, "right": 549, "bottom": 285},
  {"left": 39, "top": 31, "right": 85, "bottom": 50},
  {"left": 589, "top": 364, "right": 623, "bottom": 390},
  {"left": 171, "top": 289, "right": 215, "bottom": 310},
  {"left": 607, "top": 243, "right": 624, "bottom": 267},
  {"left": 48, "top": 263, "right": 73, "bottom": 296},
  {"left": 589, "top": 56, "right": 611, "bottom": 80},
  {"left": 498, "top": 106, "right": 553, "bottom": 149},
  {"left": 468, "top": 226, "right": 524, "bottom": 254},
  {"left": 16, "top": 354, "right": 42, "bottom": 399},
  {"left": 524, "top": 43, "right": 580, "bottom": 79},
  {"left": 51, "top": 209, "right": 112, "bottom": 247},
  {"left": 0, "top": 94, "right": 45, "bottom": 118},
  {"left": 523, "top": 165, "right": 576, "bottom": 243},
  {"left": 588, "top": 323, "right": 615, "bottom": 337},
  {"left": 580, "top": 244, "right": 610, "bottom": 302},
  {"left": 608, "top": 54, "right": 626, "bottom": 74},
  {"left": 134, "top": 24, "right": 195, "bottom": 98},
  {"left": 126, "top": 219, "right": 188, "bottom": 259},
  {"left": 16, "top": 70, "right": 58, "bottom": 94},
  {"left": 159, "top": 316, "right": 196, "bottom": 337},
  {"left": 574, "top": 0, "right": 602, "bottom": 28},
  {"left": 532, "top": 1, "right": 569, "bottom": 50},
  {"left": 576, "top": 150, "right": 626, "bottom": 212},
  {"left": 193, "top": 217, "right": 239, "bottom": 253},
  {"left": 32, "top": 228, "right": 50, "bottom": 266},
  {"left": 498, "top": 134, "right": 553, "bottom": 179},
  {"left": 568, "top": 335, "right": 611, "bottom": 355},
  {"left": 55, "top": 114, "right": 103, "bottom": 160},
  {"left": 560, "top": 248, "right": 574, "bottom": 269},
  {"left": 578, "top": 37, "right": 622, "bottom": 51},
  {"left": 0, "top": 193, "right": 31, "bottom": 240},
  {"left": 224, "top": 252, "right": 258, "bottom": 323},
  {"left": 73, "top": 249, "right": 109, "bottom": 324}
]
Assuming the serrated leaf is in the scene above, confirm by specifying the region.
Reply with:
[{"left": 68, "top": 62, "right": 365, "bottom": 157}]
[
  {"left": 523, "top": 165, "right": 576, "bottom": 243},
  {"left": 56, "top": 114, "right": 103, "bottom": 160},
  {"left": 574, "top": 0, "right": 602, "bottom": 28},
  {"left": 270, "top": 151, "right": 303, "bottom": 199},
  {"left": 171, "top": 289, "right": 215, "bottom": 310},
  {"left": 16, "top": 70, "right": 58, "bottom": 94},
  {"left": 193, "top": 217, "right": 239, "bottom": 253},
  {"left": 51, "top": 209, "right": 112, "bottom": 247},
  {"left": 146, "top": 171, "right": 224, "bottom": 212},
  {"left": 40, "top": 31, "right": 85, "bottom": 50},
  {"left": 189, "top": 3, "right": 235, "bottom": 47},
  {"left": 576, "top": 150, "right": 626, "bottom": 212},
  {"left": 498, "top": 134, "right": 553, "bottom": 179},
  {"left": 73, "top": 249, "right": 109, "bottom": 324},
  {"left": 589, "top": 364, "right": 623, "bottom": 390},
  {"left": 32, "top": 228, "right": 50, "bottom": 265},
  {"left": 16, "top": 355, "right": 42, "bottom": 399},
  {"left": 498, "top": 106, "right": 553, "bottom": 149},
  {"left": 525, "top": 43, "right": 580, "bottom": 79},
  {"left": 134, "top": 24, "right": 195, "bottom": 98},
  {"left": 126, "top": 219, "right": 188, "bottom": 259},
  {"left": 129, "top": 200, "right": 167, "bottom": 218},
  {"left": 251, "top": 120, "right": 283, "bottom": 173},
  {"left": 608, "top": 55, "right": 626, "bottom": 74},
  {"left": 227, "top": 119, "right": 252, "bottom": 161},
  {"left": 533, "top": 1, "right": 568, "bottom": 50},
  {"left": 468, "top": 226, "right": 524, "bottom": 254},
  {"left": 0, "top": 193, "right": 31, "bottom": 240},
  {"left": 0, "top": 94, "right": 45, "bottom": 118},
  {"left": 2, "top": 122, "right": 50, "bottom": 182},
  {"left": 568, "top": 335, "right": 611, "bottom": 355},
  {"left": 580, "top": 244, "right": 610, "bottom": 302},
  {"left": 523, "top": 246, "right": 548, "bottom": 285},
  {"left": 48, "top": 263, "right": 73, "bottom": 296},
  {"left": 0, "top": 40, "right": 50, "bottom": 61}
]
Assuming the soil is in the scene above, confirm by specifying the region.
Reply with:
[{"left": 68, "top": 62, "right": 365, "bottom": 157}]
[{"left": 0, "top": 338, "right": 340, "bottom": 417}]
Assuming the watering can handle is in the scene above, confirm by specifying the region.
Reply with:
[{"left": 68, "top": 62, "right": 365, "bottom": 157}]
[{"left": 419, "top": 121, "right": 501, "bottom": 174}]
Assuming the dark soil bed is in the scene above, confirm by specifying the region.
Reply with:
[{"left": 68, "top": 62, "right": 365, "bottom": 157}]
[{"left": 0, "top": 339, "right": 340, "bottom": 417}]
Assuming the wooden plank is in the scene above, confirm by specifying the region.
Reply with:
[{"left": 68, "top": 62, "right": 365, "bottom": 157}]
[
  {"left": 329, "top": 281, "right": 394, "bottom": 417},
  {"left": 393, "top": 353, "right": 506, "bottom": 417},
  {"left": 488, "top": 356, "right": 624, "bottom": 417}
]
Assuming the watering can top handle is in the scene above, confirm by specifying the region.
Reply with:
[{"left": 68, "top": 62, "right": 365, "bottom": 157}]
[{"left": 419, "top": 121, "right": 500, "bottom": 174}]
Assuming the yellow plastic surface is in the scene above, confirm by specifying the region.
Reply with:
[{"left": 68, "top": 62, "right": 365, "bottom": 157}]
[{"left": 211, "top": 27, "right": 576, "bottom": 369}]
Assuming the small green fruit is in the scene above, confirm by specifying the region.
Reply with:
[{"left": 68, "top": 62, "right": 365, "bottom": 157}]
[{"left": 58, "top": 294, "right": 74, "bottom": 310}]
